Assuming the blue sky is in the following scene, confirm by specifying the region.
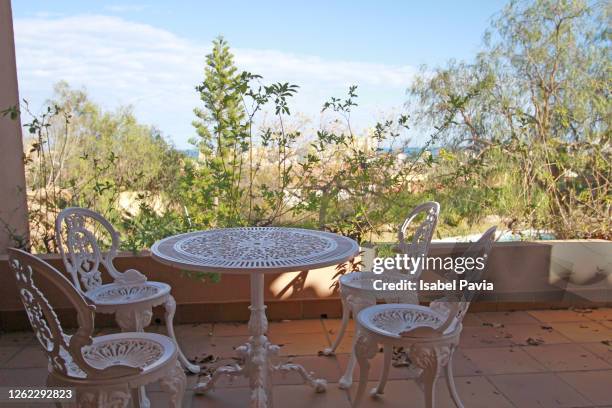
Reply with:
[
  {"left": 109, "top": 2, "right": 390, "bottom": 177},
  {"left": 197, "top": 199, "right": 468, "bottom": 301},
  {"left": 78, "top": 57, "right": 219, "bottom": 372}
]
[{"left": 12, "top": 1, "right": 507, "bottom": 148}]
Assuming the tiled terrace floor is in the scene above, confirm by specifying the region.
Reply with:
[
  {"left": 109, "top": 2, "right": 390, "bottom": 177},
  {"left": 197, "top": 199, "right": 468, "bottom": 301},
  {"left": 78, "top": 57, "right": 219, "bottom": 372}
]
[{"left": 0, "top": 308, "right": 611, "bottom": 407}]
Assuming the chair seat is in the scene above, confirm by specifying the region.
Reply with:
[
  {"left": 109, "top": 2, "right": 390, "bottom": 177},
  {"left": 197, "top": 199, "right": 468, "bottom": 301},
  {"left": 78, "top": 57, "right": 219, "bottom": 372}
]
[
  {"left": 85, "top": 281, "right": 171, "bottom": 306},
  {"left": 356, "top": 304, "right": 457, "bottom": 339},
  {"left": 66, "top": 332, "right": 177, "bottom": 379}
]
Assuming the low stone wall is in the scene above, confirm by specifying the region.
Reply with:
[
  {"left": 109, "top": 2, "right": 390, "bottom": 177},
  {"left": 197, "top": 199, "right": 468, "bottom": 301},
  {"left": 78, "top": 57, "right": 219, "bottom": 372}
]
[{"left": 0, "top": 240, "right": 609, "bottom": 331}]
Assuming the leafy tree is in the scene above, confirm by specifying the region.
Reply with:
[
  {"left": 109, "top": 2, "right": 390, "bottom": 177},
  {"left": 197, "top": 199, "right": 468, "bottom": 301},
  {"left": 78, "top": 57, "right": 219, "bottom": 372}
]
[
  {"left": 409, "top": 0, "right": 610, "bottom": 239},
  {"left": 191, "top": 36, "right": 249, "bottom": 226},
  {"left": 17, "top": 82, "right": 184, "bottom": 252},
  {"left": 15, "top": 0, "right": 609, "bottom": 257},
  {"left": 187, "top": 38, "right": 445, "bottom": 242}
]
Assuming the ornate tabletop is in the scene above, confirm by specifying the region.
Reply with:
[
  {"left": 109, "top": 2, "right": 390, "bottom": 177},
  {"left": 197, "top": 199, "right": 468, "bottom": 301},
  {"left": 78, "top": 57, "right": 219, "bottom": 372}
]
[
  {"left": 151, "top": 227, "right": 359, "bottom": 407},
  {"left": 151, "top": 227, "right": 360, "bottom": 274}
]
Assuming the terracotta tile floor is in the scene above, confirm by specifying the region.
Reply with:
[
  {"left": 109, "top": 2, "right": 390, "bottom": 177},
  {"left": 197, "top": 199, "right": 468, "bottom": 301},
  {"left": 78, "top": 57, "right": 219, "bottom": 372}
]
[{"left": 0, "top": 308, "right": 610, "bottom": 407}]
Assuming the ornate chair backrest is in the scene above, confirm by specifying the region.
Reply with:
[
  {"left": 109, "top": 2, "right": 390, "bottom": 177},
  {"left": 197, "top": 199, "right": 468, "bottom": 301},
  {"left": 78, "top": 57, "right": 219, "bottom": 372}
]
[
  {"left": 434, "top": 226, "right": 497, "bottom": 333},
  {"left": 7, "top": 248, "right": 95, "bottom": 377},
  {"left": 396, "top": 201, "right": 440, "bottom": 278},
  {"left": 455, "top": 226, "right": 497, "bottom": 304},
  {"left": 55, "top": 207, "right": 122, "bottom": 293}
]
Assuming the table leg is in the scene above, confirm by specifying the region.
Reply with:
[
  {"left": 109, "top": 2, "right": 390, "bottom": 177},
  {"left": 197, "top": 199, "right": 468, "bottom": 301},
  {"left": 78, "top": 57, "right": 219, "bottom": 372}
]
[
  {"left": 247, "top": 272, "right": 275, "bottom": 407},
  {"left": 194, "top": 272, "right": 327, "bottom": 407}
]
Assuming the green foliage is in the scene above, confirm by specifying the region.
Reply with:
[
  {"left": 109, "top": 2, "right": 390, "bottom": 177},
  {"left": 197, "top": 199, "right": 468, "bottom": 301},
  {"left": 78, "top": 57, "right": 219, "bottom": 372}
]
[
  {"left": 193, "top": 36, "right": 246, "bottom": 151},
  {"left": 120, "top": 200, "right": 190, "bottom": 254},
  {"left": 191, "top": 36, "right": 249, "bottom": 227},
  {"left": 375, "top": 243, "right": 396, "bottom": 258},
  {"left": 184, "top": 38, "right": 447, "bottom": 243},
  {"left": 17, "top": 82, "right": 185, "bottom": 252},
  {"left": 9, "top": 1, "right": 610, "bottom": 268},
  {"left": 409, "top": 0, "right": 611, "bottom": 239}
]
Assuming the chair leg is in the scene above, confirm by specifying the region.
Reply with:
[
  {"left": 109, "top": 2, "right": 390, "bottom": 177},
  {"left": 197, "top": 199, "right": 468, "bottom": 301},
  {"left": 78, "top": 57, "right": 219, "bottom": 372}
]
[
  {"left": 422, "top": 364, "right": 438, "bottom": 408},
  {"left": 411, "top": 346, "right": 442, "bottom": 408},
  {"left": 164, "top": 295, "right": 200, "bottom": 373},
  {"left": 115, "top": 308, "right": 152, "bottom": 408},
  {"left": 353, "top": 353, "right": 370, "bottom": 408},
  {"left": 352, "top": 333, "right": 377, "bottom": 408},
  {"left": 137, "top": 388, "right": 150, "bottom": 408},
  {"left": 46, "top": 374, "right": 64, "bottom": 408},
  {"left": 338, "top": 335, "right": 358, "bottom": 389},
  {"left": 131, "top": 388, "right": 141, "bottom": 408},
  {"left": 446, "top": 350, "right": 464, "bottom": 408},
  {"left": 339, "top": 298, "right": 374, "bottom": 389},
  {"left": 160, "top": 361, "right": 187, "bottom": 408},
  {"left": 76, "top": 387, "right": 131, "bottom": 408},
  {"left": 323, "top": 292, "right": 350, "bottom": 356},
  {"left": 371, "top": 344, "right": 392, "bottom": 396},
  {"left": 115, "top": 307, "right": 153, "bottom": 332}
]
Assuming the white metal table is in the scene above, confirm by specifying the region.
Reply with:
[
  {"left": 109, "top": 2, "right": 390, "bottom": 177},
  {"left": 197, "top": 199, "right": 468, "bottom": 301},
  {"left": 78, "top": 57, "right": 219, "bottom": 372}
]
[{"left": 151, "top": 227, "right": 360, "bottom": 407}]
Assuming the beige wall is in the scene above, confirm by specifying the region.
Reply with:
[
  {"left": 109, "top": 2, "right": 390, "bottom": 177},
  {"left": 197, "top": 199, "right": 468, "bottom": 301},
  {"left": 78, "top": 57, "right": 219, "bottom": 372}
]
[
  {"left": 0, "top": 241, "right": 609, "bottom": 330},
  {"left": 0, "top": 0, "right": 29, "bottom": 254}
]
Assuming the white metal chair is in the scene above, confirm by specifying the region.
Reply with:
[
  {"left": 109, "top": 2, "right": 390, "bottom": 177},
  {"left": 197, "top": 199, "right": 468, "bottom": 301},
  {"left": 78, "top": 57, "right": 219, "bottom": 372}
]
[
  {"left": 325, "top": 201, "right": 440, "bottom": 389},
  {"left": 55, "top": 207, "right": 199, "bottom": 377},
  {"left": 351, "top": 226, "right": 497, "bottom": 408},
  {"left": 7, "top": 248, "right": 187, "bottom": 408}
]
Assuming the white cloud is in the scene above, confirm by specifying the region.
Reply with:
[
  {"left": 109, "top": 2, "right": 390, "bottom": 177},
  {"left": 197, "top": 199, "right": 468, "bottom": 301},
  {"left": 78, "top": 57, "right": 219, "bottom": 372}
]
[
  {"left": 104, "top": 4, "right": 150, "bottom": 13},
  {"left": 14, "top": 14, "right": 416, "bottom": 148}
]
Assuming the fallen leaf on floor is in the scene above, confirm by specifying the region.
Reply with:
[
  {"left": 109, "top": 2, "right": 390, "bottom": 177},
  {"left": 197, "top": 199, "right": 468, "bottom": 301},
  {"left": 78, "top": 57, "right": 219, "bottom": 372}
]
[
  {"left": 526, "top": 337, "right": 544, "bottom": 346},
  {"left": 482, "top": 322, "right": 504, "bottom": 328},
  {"left": 570, "top": 307, "right": 593, "bottom": 313},
  {"left": 201, "top": 355, "right": 216, "bottom": 363}
]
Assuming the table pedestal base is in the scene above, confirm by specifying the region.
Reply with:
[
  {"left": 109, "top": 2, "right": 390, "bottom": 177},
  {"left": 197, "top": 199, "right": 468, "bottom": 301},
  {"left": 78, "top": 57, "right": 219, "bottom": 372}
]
[{"left": 193, "top": 273, "right": 327, "bottom": 407}]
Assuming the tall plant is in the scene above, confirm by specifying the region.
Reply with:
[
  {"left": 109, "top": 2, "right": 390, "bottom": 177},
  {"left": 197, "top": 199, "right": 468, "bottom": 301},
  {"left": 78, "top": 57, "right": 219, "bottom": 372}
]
[
  {"left": 409, "top": 0, "right": 611, "bottom": 239},
  {"left": 192, "top": 36, "right": 249, "bottom": 226},
  {"left": 188, "top": 38, "right": 438, "bottom": 241},
  {"left": 4, "top": 82, "right": 184, "bottom": 252}
]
